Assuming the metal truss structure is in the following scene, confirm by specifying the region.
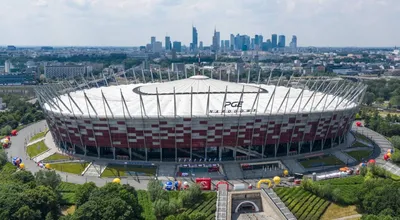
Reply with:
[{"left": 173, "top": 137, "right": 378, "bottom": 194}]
[{"left": 35, "top": 67, "right": 367, "bottom": 162}]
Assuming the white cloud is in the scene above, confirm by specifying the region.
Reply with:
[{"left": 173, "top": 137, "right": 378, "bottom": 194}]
[{"left": 0, "top": 0, "right": 398, "bottom": 47}]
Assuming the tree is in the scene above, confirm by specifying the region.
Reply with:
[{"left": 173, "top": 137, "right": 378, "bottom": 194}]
[
  {"left": 180, "top": 184, "right": 202, "bottom": 207},
  {"left": 1, "top": 125, "right": 12, "bottom": 135},
  {"left": 75, "top": 182, "right": 97, "bottom": 207},
  {"left": 390, "top": 96, "right": 400, "bottom": 108},
  {"left": 391, "top": 136, "right": 400, "bottom": 149},
  {"left": 175, "top": 213, "right": 190, "bottom": 220},
  {"left": 73, "top": 197, "right": 136, "bottom": 220},
  {"left": 22, "top": 185, "right": 60, "bottom": 219},
  {"left": 12, "top": 170, "right": 35, "bottom": 184},
  {"left": 0, "top": 149, "right": 7, "bottom": 168},
  {"left": 35, "top": 170, "right": 61, "bottom": 189},
  {"left": 153, "top": 199, "right": 170, "bottom": 217},
  {"left": 364, "top": 92, "right": 375, "bottom": 106},
  {"left": 12, "top": 205, "right": 41, "bottom": 220},
  {"left": 189, "top": 211, "right": 207, "bottom": 220},
  {"left": 147, "top": 179, "right": 168, "bottom": 202}
]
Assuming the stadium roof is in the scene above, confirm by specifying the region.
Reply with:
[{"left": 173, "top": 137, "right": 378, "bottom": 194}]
[{"left": 44, "top": 75, "right": 358, "bottom": 118}]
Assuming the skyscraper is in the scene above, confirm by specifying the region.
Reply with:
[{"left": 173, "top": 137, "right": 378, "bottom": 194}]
[
  {"left": 4, "top": 60, "right": 11, "bottom": 73},
  {"left": 173, "top": 41, "right": 182, "bottom": 52},
  {"left": 153, "top": 41, "right": 162, "bottom": 53},
  {"left": 290, "top": 35, "right": 297, "bottom": 49},
  {"left": 199, "top": 41, "right": 203, "bottom": 50},
  {"left": 278, "top": 35, "right": 286, "bottom": 48},
  {"left": 165, "top": 36, "right": 171, "bottom": 50},
  {"left": 192, "top": 26, "right": 198, "bottom": 51},
  {"left": 151, "top": 36, "right": 156, "bottom": 45},
  {"left": 212, "top": 28, "right": 220, "bottom": 52},
  {"left": 271, "top": 34, "right": 278, "bottom": 48},
  {"left": 224, "top": 40, "right": 230, "bottom": 51},
  {"left": 230, "top": 34, "right": 235, "bottom": 50}
]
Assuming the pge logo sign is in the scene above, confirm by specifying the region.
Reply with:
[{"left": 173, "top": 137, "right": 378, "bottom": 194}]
[{"left": 224, "top": 101, "right": 243, "bottom": 108}]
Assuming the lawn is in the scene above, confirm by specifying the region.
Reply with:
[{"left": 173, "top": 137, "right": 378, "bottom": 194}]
[
  {"left": 100, "top": 164, "right": 157, "bottom": 177},
  {"left": 27, "top": 141, "right": 48, "bottom": 158},
  {"left": 299, "top": 155, "right": 345, "bottom": 168},
  {"left": 346, "top": 150, "right": 372, "bottom": 161},
  {"left": 353, "top": 132, "right": 372, "bottom": 144},
  {"left": 50, "top": 162, "right": 88, "bottom": 175},
  {"left": 351, "top": 141, "right": 372, "bottom": 148},
  {"left": 274, "top": 187, "right": 330, "bottom": 220},
  {"left": 43, "top": 153, "right": 70, "bottom": 162},
  {"left": 30, "top": 130, "right": 48, "bottom": 142},
  {"left": 320, "top": 204, "right": 360, "bottom": 220}
]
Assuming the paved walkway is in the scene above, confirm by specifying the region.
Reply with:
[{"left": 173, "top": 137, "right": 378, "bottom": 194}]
[
  {"left": 334, "top": 214, "right": 362, "bottom": 220},
  {"left": 5, "top": 121, "right": 149, "bottom": 189},
  {"left": 353, "top": 123, "right": 400, "bottom": 175},
  {"left": 27, "top": 137, "right": 45, "bottom": 146}
]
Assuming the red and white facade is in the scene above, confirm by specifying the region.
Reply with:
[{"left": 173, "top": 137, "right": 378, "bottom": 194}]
[{"left": 36, "top": 75, "right": 366, "bottom": 161}]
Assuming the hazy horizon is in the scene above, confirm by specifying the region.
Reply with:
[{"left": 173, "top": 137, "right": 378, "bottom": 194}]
[{"left": 1, "top": 0, "right": 399, "bottom": 47}]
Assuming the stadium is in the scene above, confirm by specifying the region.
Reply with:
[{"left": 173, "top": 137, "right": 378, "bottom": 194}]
[{"left": 36, "top": 72, "right": 366, "bottom": 162}]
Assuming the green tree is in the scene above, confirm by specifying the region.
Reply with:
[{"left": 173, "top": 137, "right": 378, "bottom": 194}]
[
  {"left": 12, "top": 170, "right": 35, "bottom": 184},
  {"left": 390, "top": 96, "right": 400, "bottom": 108},
  {"left": 180, "top": 184, "right": 202, "bottom": 207},
  {"left": 0, "top": 149, "right": 7, "bottom": 168},
  {"left": 176, "top": 213, "right": 190, "bottom": 220},
  {"left": 391, "top": 136, "right": 400, "bottom": 149},
  {"left": 189, "top": 211, "right": 207, "bottom": 220},
  {"left": 73, "top": 197, "right": 136, "bottom": 220},
  {"left": 35, "top": 170, "right": 61, "bottom": 189},
  {"left": 153, "top": 199, "right": 170, "bottom": 217},
  {"left": 75, "top": 182, "right": 97, "bottom": 207},
  {"left": 12, "top": 205, "right": 41, "bottom": 220},
  {"left": 22, "top": 185, "right": 60, "bottom": 219},
  {"left": 147, "top": 179, "right": 168, "bottom": 202},
  {"left": 1, "top": 125, "right": 12, "bottom": 135},
  {"left": 364, "top": 92, "right": 375, "bottom": 106}
]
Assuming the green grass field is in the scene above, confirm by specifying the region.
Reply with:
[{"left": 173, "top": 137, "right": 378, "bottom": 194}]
[
  {"left": 43, "top": 153, "right": 70, "bottom": 162},
  {"left": 275, "top": 187, "right": 331, "bottom": 220},
  {"left": 100, "top": 164, "right": 157, "bottom": 177},
  {"left": 351, "top": 141, "right": 372, "bottom": 148},
  {"left": 30, "top": 130, "right": 48, "bottom": 142},
  {"left": 27, "top": 141, "right": 48, "bottom": 158},
  {"left": 353, "top": 132, "right": 372, "bottom": 144},
  {"left": 346, "top": 150, "right": 372, "bottom": 161},
  {"left": 50, "top": 162, "right": 88, "bottom": 175},
  {"left": 299, "top": 155, "right": 345, "bottom": 168}
]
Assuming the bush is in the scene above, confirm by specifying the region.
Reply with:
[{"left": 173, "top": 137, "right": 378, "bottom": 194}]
[{"left": 189, "top": 211, "right": 207, "bottom": 220}]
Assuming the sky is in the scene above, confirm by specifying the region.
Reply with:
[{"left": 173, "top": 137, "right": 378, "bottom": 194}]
[{"left": 0, "top": 0, "right": 399, "bottom": 47}]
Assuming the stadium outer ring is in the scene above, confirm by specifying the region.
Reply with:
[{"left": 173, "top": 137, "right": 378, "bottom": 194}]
[{"left": 36, "top": 75, "right": 366, "bottom": 162}]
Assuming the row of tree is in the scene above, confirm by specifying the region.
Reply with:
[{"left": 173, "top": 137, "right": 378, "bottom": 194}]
[{"left": 0, "top": 94, "right": 44, "bottom": 135}]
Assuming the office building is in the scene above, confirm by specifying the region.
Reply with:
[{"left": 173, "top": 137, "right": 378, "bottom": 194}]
[
  {"left": 152, "top": 41, "right": 162, "bottom": 53},
  {"left": 199, "top": 41, "right": 203, "bottom": 50},
  {"left": 230, "top": 34, "right": 235, "bottom": 50},
  {"left": 224, "top": 40, "right": 230, "bottom": 51},
  {"left": 212, "top": 28, "right": 220, "bottom": 52},
  {"left": 192, "top": 26, "right": 198, "bottom": 51},
  {"left": 290, "top": 35, "right": 297, "bottom": 50},
  {"left": 271, "top": 34, "right": 278, "bottom": 48},
  {"left": 165, "top": 36, "right": 171, "bottom": 50},
  {"left": 278, "top": 35, "right": 286, "bottom": 48},
  {"left": 44, "top": 65, "right": 87, "bottom": 79},
  {"left": 173, "top": 41, "right": 182, "bottom": 52},
  {"left": 151, "top": 36, "right": 156, "bottom": 45},
  {"left": 4, "top": 60, "right": 11, "bottom": 74}
]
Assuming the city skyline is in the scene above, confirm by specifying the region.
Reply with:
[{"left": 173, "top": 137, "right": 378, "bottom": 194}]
[{"left": 0, "top": 0, "right": 399, "bottom": 47}]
